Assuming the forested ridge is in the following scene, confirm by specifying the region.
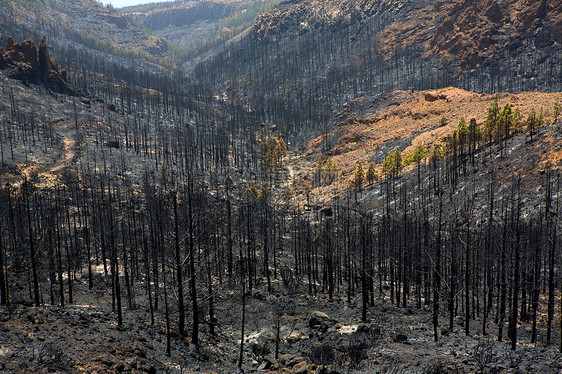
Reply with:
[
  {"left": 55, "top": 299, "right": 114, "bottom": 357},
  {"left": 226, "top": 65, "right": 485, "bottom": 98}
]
[{"left": 0, "top": 0, "right": 561, "bottom": 373}]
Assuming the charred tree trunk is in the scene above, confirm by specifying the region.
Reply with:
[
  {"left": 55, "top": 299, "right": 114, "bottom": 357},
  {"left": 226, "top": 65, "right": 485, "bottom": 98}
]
[{"left": 173, "top": 192, "right": 186, "bottom": 337}]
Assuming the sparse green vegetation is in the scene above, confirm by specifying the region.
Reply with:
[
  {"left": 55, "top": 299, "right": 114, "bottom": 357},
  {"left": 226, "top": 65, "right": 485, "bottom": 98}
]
[
  {"left": 366, "top": 162, "right": 377, "bottom": 185},
  {"left": 353, "top": 161, "right": 364, "bottom": 190},
  {"left": 314, "top": 156, "right": 338, "bottom": 186},
  {"left": 430, "top": 144, "right": 444, "bottom": 165},
  {"left": 403, "top": 143, "right": 428, "bottom": 167},
  {"left": 382, "top": 148, "right": 402, "bottom": 178},
  {"left": 554, "top": 97, "right": 561, "bottom": 124},
  {"left": 485, "top": 96, "right": 500, "bottom": 144},
  {"left": 260, "top": 134, "right": 287, "bottom": 177},
  {"left": 526, "top": 107, "right": 544, "bottom": 140}
]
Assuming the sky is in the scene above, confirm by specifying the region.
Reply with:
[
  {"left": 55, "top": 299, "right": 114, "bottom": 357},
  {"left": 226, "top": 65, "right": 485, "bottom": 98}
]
[{"left": 102, "top": 0, "right": 171, "bottom": 8}]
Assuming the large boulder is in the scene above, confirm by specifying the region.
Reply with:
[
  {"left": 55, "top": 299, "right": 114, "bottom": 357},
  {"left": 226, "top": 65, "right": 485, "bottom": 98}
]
[
  {"left": 286, "top": 332, "right": 308, "bottom": 344},
  {"left": 308, "top": 311, "right": 335, "bottom": 329},
  {"left": 424, "top": 92, "right": 439, "bottom": 102},
  {"left": 424, "top": 91, "right": 448, "bottom": 102},
  {"left": 247, "top": 329, "right": 275, "bottom": 358}
]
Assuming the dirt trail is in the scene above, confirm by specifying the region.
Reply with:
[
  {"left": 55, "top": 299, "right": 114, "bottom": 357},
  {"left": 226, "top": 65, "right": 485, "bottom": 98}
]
[
  {"left": 47, "top": 136, "right": 76, "bottom": 174},
  {"left": 9, "top": 121, "right": 78, "bottom": 186}
]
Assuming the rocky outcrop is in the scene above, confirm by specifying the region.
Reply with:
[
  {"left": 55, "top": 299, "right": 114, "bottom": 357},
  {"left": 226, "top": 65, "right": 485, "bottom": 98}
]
[
  {"left": 378, "top": 0, "right": 562, "bottom": 70},
  {"left": 1, "top": 36, "right": 77, "bottom": 95},
  {"left": 1, "top": 36, "right": 39, "bottom": 82}
]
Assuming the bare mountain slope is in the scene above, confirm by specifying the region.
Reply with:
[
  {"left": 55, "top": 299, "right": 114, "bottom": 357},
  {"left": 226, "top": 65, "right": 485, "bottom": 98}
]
[{"left": 378, "top": 0, "right": 562, "bottom": 71}]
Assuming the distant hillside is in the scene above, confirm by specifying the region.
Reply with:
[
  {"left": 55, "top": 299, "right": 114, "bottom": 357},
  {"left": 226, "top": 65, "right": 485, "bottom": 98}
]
[
  {"left": 120, "top": 0, "right": 284, "bottom": 65},
  {"left": 122, "top": 0, "right": 244, "bottom": 31},
  {"left": 192, "top": 0, "right": 562, "bottom": 138}
]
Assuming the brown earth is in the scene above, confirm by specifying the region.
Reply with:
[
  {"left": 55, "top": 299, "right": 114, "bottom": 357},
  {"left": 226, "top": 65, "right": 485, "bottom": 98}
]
[
  {"left": 288, "top": 87, "right": 562, "bottom": 207},
  {"left": 252, "top": 0, "right": 561, "bottom": 74}
]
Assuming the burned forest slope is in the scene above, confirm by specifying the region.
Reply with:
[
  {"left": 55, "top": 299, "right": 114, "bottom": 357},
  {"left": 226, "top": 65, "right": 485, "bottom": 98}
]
[{"left": 193, "top": 0, "right": 562, "bottom": 137}]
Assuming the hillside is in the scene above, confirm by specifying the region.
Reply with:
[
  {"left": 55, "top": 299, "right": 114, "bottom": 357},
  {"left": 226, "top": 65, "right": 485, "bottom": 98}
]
[
  {"left": 301, "top": 87, "right": 561, "bottom": 192},
  {"left": 288, "top": 87, "right": 561, "bottom": 220},
  {"left": 2, "top": 0, "right": 562, "bottom": 373},
  {"left": 378, "top": 0, "right": 562, "bottom": 72},
  {"left": 193, "top": 0, "right": 562, "bottom": 138}
]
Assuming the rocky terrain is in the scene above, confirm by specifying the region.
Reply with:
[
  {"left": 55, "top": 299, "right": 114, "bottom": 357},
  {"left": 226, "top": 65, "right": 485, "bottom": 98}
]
[
  {"left": 378, "top": 0, "right": 562, "bottom": 71},
  {"left": 1, "top": 264, "right": 561, "bottom": 373}
]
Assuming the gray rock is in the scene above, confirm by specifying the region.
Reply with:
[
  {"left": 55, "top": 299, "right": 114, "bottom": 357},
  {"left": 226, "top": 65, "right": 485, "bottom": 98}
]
[{"left": 308, "top": 311, "right": 334, "bottom": 328}]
